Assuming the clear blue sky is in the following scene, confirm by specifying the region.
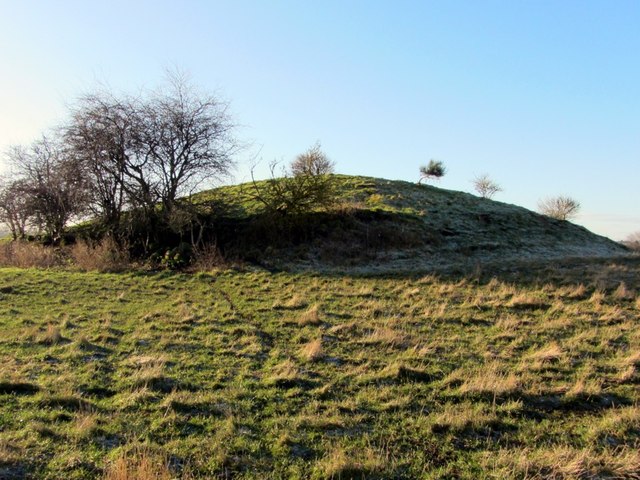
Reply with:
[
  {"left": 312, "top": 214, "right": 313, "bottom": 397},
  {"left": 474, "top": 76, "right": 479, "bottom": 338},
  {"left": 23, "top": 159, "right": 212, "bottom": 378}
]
[{"left": 1, "top": 0, "right": 638, "bottom": 240}]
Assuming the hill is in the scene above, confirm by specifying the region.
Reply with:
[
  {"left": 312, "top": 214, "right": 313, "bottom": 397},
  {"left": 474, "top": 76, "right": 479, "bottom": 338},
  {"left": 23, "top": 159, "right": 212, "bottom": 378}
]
[{"left": 196, "top": 175, "right": 628, "bottom": 273}]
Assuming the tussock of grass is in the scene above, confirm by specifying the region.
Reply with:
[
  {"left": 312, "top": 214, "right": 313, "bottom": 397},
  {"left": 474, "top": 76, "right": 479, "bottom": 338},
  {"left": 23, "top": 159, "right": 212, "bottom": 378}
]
[
  {"left": 526, "top": 342, "right": 565, "bottom": 366},
  {"left": 507, "top": 292, "right": 549, "bottom": 310},
  {"left": 589, "top": 290, "right": 606, "bottom": 307},
  {"left": 373, "top": 362, "right": 435, "bottom": 384},
  {"left": 299, "top": 338, "right": 323, "bottom": 362},
  {"left": 360, "top": 326, "right": 409, "bottom": 348},
  {"left": 613, "top": 281, "right": 635, "bottom": 301},
  {"left": 315, "top": 445, "right": 385, "bottom": 479},
  {"left": 458, "top": 363, "right": 521, "bottom": 396},
  {"left": 38, "top": 324, "right": 64, "bottom": 345},
  {"left": 298, "top": 304, "right": 322, "bottom": 326},
  {"left": 0, "top": 439, "right": 23, "bottom": 465},
  {"left": 565, "top": 374, "right": 603, "bottom": 399},
  {"left": 273, "top": 294, "right": 308, "bottom": 310},
  {"left": 432, "top": 401, "right": 499, "bottom": 433},
  {"left": 267, "top": 359, "right": 308, "bottom": 388},
  {"left": 587, "top": 405, "right": 640, "bottom": 443},
  {"left": 103, "top": 447, "right": 175, "bottom": 480}
]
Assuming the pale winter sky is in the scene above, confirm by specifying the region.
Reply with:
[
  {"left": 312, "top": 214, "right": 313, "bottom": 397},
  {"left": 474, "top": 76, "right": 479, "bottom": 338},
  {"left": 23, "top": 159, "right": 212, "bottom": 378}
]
[{"left": 0, "top": 0, "right": 638, "bottom": 240}]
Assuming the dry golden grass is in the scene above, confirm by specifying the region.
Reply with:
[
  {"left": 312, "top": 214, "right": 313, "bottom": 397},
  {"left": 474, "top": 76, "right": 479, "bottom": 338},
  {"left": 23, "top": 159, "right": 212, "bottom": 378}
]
[
  {"left": 458, "top": 362, "right": 521, "bottom": 396},
  {"left": 612, "top": 281, "right": 635, "bottom": 301},
  {"left": 507, "top": 292, "right": 548, "bottom": 309},
  {"left": 0, "top": 241, "right": 60, "bottom": 268},
  {"left": 494, "top": 314, "right": 524, "bottom": 332},
  {"left": 38, "top": 324, "right": 63, "bottom": 345},
  {"left": 113, "top": 387, "right": 157, "bottom": 411},
  {"left": 599, "top": 305, "right": 627, "bottom": 324},
  {"left": 432, "top": 401, "right": 498, "bottom": 432},
  {"left": 487, "top": 446, "right": 640, "bottom": 480},
  {"left": 72, "top": 411, "right": 100, "bottom": 440},
  {"left": 103, "top": 448, "right": 174, "bottom": 480},
  {"left": 624, "top": 351, "right": 640, "bottom": 366},
  {"left": 556, "top": 283, "right": 587, "bottom": 300},
  {"left": 355, "top": 285, "right": 375, "bottom": 297},
  {"left": 403, "top": 287, "right": 421, "bottom": 298},
  {"left": 315, "top": 445, "right": 385, "bottom": 479},
  {"left": 589, "top": 289, "right": 606, "bottom": 307},
  {"left": 268, "top": 359, "right": 304, "bottom": 385},
  {"left": 190, "top": 243, "right": 228, "bottom": 271},
  {"left": 272, "top": 294, "right": 308, "bottom": 310},
  {"left": 298, "top": 304, "right": 322, "bottom": 326},
  {"left": 299, "top": 338, "right": 323, "bottom": 362},
  {"left": 361, "top": 326, "right": 408, "bottom": 348},
  {"left": 527, "top": 342, "right": 564, "bottom": 364},
  {"left": 565, "top": 372, "right": 603, "bottom": 398},
  {"left": 71, "top": 238, "right": 129, "bottom": 272},
  {"left": 130, "top": 357, "right": 167, "bottom": 389}
]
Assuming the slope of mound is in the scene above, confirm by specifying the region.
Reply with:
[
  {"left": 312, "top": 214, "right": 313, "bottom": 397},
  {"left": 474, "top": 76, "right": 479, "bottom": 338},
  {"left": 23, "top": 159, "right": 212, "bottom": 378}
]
[{"left": 198, "top": 175, "right": 628, "bottom": 273}]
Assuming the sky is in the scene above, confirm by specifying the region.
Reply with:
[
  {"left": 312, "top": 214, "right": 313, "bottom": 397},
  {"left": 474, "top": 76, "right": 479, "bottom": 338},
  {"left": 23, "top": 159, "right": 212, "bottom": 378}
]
[{"left": 0, "top": 0, "right": 638, "bottom": 240}]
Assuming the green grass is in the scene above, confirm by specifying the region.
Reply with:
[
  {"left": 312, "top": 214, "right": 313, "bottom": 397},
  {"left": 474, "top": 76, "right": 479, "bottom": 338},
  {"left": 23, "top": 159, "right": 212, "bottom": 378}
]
[{"left": 0, "top": 259, "right": 639, "bottom": 479}]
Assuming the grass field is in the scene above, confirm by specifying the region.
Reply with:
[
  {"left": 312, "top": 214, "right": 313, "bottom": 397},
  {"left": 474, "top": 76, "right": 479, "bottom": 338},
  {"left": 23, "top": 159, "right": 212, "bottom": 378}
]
[{"left": 1, "top": 258, "right": 639, "bottom": 479}]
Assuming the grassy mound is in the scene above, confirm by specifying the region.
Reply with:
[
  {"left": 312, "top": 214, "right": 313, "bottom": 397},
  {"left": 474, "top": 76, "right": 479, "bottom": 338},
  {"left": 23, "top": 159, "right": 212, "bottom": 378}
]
[{"left": 194, "top": 175, "right": 628, "bottom": 272}]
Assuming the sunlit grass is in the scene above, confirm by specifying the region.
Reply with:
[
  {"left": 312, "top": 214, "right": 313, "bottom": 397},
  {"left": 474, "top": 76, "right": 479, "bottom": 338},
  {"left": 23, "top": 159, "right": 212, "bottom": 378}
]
[{"left": 0, "top": 258, "right": 638, "bottom": 478}]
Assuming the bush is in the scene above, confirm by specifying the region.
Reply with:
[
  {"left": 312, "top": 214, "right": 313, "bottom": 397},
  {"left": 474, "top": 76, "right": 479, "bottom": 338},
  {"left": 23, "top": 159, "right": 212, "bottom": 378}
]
[
  {"left": 418, "top": 160, "right": 446, "bottom": 184},
  {"left": 472, "top": 174, "right": 502, "bottom": 199},
  {"left": 252, "top": 145, "right": 337, "bottom": 216},
  {"left": 0, "top": 241, "right": 61, "bottom": 268},
  {"left": 290, "top": 142, "right": 334, "bottom": 176},
  {"left": 537, "top": 196, "right": 581, "bottom": 221},
  {"left": 159, "top": 242, "right": 193, "bottom": 270},
  {"left": 190, "top": 243, "right": 229, "bottom": 271},
  {"left": 70, "top": 238, "right": 130, "bottom": 272}
]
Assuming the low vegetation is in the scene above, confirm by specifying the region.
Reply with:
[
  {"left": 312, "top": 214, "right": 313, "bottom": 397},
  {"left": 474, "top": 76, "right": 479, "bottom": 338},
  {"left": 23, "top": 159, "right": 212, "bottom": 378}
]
[
  {"left": 538, "top": 195, "right": 581, "bottom": 221},
  {"left": 1, "top": 257, "right": 639, "bottom": 478}
]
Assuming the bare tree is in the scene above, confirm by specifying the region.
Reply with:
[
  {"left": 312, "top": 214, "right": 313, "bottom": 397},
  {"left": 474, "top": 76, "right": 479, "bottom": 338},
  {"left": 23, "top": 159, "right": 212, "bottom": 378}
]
[
  {"left": 0, "top": 178, "right": 33, "bottom": 240},
  {"left": 7, "top": 137, "right": 89, "bottom": 241},
  {"left": 65, "top": 73, "right": 237, "bottom": 245},
  {"left": 290, "top": 142, "right": 334, "bottom": 176},
  {"left": 418, "top": 159, "right": 446, "bottom": 184},
  {"left": 136, "top": 72, "right": 237, "bottom": 214},
  {"left": 472, "top": 174, "right": 502, "bottom": 199},
  {"left": 65, "top": 92, "right": 135, "bottom": 231},
  {"left": 537, "top": 196, "right": 581, "bottom": 221}
]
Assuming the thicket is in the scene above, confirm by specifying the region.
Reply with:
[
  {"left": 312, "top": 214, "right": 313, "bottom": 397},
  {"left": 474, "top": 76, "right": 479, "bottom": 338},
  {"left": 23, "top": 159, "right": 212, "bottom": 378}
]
[{"left": 0, "top": 75, "right": 339, "bottom": 269}]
